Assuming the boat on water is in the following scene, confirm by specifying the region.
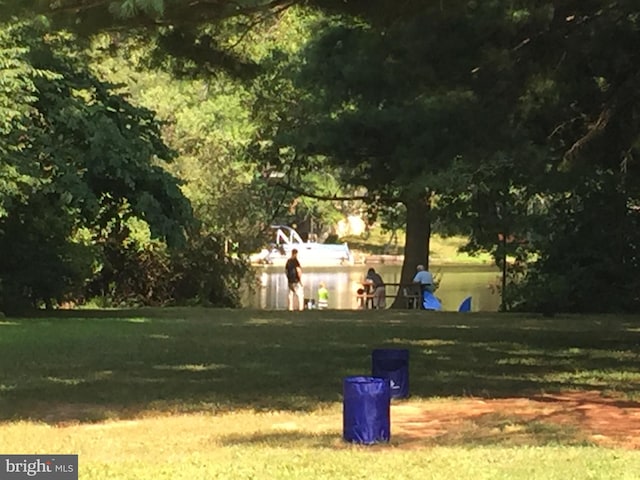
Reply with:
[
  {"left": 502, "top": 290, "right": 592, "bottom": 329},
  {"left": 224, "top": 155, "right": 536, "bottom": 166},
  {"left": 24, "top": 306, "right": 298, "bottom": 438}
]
[{"left": 250, "top": 225, "right": 354, "bottom": 266}]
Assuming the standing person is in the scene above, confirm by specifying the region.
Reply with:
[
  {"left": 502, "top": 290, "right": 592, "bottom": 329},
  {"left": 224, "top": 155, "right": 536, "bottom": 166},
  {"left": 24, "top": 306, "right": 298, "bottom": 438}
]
[
  {"left": 285, "top": 249, "right": 304, "bottom": 311},
  {"left": 413, "top": 264, "right": 435, "bottom": 293},
  {"left": 317, "top": 282, "right": 329, "bottom": 309},
  {"left": 365, "top": 267, "right": 386, "bottom": 309}
]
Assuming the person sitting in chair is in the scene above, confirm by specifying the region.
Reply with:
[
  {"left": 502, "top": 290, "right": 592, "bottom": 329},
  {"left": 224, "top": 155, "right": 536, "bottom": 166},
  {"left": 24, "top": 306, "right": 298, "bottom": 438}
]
[{"left": 413, "top": 264, "right": 435, "bottom": 293}]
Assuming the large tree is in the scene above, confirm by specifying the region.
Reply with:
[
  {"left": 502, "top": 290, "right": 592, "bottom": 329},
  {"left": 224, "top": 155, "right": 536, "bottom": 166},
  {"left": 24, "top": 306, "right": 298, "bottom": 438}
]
[{"left": 253, "top": 3, "right": 545, "bottom": 306}]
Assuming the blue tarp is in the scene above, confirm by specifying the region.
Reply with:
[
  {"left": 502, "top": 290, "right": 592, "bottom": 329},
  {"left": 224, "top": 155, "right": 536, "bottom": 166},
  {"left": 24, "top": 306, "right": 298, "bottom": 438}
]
[{"left": 423, "top": 291, "right": 442, "bottom": 310}]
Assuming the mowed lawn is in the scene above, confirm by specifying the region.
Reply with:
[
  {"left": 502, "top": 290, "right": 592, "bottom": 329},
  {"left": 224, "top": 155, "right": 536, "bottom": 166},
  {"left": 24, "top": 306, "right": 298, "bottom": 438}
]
[{"left": 2, "top": 308, "right": 640, "bottom": 479}]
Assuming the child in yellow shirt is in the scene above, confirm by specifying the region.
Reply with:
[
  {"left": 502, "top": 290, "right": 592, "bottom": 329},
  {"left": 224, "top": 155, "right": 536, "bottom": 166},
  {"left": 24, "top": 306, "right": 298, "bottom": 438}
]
[{"left": 317, "top": 283, "right": 329, "bottom": 309}]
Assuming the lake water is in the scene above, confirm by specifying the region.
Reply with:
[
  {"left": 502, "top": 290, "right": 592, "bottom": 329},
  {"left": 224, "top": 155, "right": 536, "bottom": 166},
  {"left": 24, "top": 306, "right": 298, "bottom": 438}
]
[{"left": 244, "top": 264, "right": 502, "bottom": 311}]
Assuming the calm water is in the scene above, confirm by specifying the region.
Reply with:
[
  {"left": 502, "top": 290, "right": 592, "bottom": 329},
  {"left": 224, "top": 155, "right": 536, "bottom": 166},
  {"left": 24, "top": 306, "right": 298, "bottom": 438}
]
[{"left": 244, "top": 264, "right": 502, "bottom": 312}]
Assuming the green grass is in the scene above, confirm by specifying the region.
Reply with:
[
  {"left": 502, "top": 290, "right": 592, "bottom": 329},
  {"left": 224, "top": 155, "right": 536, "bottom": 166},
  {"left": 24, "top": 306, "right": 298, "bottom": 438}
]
[
  {"left": 2, "top": 309, "right": 640, "bottom": 479},
  {"left": 342, "top": 229, "right": 493, "bottom": 264}
]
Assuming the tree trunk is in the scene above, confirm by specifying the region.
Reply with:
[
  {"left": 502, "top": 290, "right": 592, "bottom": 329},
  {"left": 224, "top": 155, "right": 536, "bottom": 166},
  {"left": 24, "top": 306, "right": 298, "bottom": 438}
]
[{"left": 390, "top": 193, "right": 431, "bottom": 309}]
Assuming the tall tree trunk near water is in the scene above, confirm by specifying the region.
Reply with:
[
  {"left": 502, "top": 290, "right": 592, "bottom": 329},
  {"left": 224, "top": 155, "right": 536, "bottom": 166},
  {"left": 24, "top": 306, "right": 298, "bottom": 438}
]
[{"left": 390, "top": 193, "right": 431, "bottom": 309}]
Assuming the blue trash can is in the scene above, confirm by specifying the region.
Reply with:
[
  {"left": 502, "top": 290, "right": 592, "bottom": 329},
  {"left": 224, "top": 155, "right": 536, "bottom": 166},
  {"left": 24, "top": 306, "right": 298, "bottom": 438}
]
[
  {"left": 343, "top": 376, "right": 391, "bottom": 444},
  {"left": 371, "top": 348, "right": 410, "bottom": 399}
]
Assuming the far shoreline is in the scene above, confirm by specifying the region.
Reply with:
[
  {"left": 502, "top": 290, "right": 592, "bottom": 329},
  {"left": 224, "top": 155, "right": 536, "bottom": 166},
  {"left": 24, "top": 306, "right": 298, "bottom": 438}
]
[
  {"left": 350, "top": 251, "right": 494, "bottom": 267},
  {"left": 251, "top": 253, "right": 495, "bottom": 269}
]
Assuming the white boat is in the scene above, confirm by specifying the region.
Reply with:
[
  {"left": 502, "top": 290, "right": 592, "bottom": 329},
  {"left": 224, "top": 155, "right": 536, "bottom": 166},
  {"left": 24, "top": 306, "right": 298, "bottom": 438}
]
[{"left": 250, "top": 225, "right": 354, "bottom": 266}]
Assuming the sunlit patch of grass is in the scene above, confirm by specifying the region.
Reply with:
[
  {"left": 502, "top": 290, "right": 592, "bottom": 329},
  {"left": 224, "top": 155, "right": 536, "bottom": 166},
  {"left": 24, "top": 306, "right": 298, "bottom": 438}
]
[
  {"left": 147, "top": 333, "right": 170, "bottom": 340},
  {"left": 45, "top": 376, "right": 86, "bottom": 386},
  {"left": 153, "top": 363, "right": 228, "bottom": 372},
  {"left": 398, "top": 339, "right": 458, "bottom": 347},
  {"left": 496, "top": 357, "right": 547, "bottom": 366},
  {"left": 247, "top": 317, "right": 295, "bottom": 326},
  {"left": 421, "top": 350, "right": 450, "bottom": 358},
  {"left": 122, "top": 317, "right": 151, "bottom": 323},
  {"left": 542, "top": 370, "right": 640, "bottom": 387},
  {"left": 451, "top": 323, "right": 476, "bottom": 329},
  {"left": 591, "top": 350, "right": 640, "bottom": 361}
]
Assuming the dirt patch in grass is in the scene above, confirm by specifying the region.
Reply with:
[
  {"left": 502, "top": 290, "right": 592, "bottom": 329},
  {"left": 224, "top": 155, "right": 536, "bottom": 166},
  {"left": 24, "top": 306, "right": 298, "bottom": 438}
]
[
  {"left": 391, "top": 391, "right": 640, "bottom": 449},
  {"left": 12, "top": 390, "right": 640, "bottom": 451}
]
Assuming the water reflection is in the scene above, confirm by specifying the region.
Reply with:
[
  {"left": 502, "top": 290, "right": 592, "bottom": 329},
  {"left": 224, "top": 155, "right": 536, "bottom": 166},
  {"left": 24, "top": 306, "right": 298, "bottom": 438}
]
[{"left": 246, "top": 264, "right": 502, "bottom": 312}]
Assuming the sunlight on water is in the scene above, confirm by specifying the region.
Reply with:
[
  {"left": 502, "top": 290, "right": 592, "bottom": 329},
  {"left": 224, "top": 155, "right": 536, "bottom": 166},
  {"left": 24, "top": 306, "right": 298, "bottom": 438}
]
[{"left": 245, "top": 264, "right": 501, "bottom": 312}]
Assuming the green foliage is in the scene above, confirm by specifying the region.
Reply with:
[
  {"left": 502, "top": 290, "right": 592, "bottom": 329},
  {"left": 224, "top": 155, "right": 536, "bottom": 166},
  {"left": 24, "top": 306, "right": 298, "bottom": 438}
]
[
  {"left": 284, "top": 2, "right": 547, "bottom": 198},
  {"left": 89, "top": 8, "right": 348, "bottom": 247},
  {"left": 0, "top": 22, "right": 49, "bottom": 218},
  {"left": 449, "top": 1, "right": 640, "bottom": 313},
  {"left": 0, "top": 21, "right": 193, "bottom": 312},
  {"left": 170, "top": 233, "right": 249, "bottom": 307},
  {"left": 0, "top": 197, "right": 96, "bottom": 312},
  {"left": 256, "top": 3, "right": 546, "bottom": 288},
  {"left": 509, "top": 172, "right": 640, "bottom": 314},
  {"left": 86, "top": 234, "right": 249, "bottom": 309},
  {"left": 3, "top": 1, "right": 640, "bottom": 314},
  {"left": 244, "top": 7, "right": 357, "bottom": 237},
  {"left": 90, "top": 32, "right": 270, "bottom": 252}
]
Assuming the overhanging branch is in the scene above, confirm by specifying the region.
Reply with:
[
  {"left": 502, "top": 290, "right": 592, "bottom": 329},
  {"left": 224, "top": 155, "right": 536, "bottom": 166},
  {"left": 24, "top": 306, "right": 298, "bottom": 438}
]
[
  {"left": 226, "top": 0, "right": 297, "bottom": 50},
  {"left": 559, "top": 65, "right": 640, "bottom": 171}
]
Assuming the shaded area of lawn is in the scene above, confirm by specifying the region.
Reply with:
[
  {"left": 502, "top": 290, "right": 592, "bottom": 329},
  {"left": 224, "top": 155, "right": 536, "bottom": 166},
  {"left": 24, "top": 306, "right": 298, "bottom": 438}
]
[{"left": 1, "top": 308, "right": 640, "bottom": 423}]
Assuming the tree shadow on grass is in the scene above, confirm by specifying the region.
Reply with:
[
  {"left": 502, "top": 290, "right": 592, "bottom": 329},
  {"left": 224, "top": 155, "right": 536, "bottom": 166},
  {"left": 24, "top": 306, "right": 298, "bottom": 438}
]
[{"left": 2, "top": 310, "right": 640, "bottom": 424}]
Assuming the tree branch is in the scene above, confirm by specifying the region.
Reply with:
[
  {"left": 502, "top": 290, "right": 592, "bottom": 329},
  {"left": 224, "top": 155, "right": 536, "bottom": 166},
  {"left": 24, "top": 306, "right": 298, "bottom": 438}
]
[
  {"left": 560, "top": 64, "right": 640, "bottom": 170},
  {"left": 226, "top": 0, "right": 296, "bottom": 50},
  {"left": 561, "top": 107, "right": 612, "bottom": 165}
]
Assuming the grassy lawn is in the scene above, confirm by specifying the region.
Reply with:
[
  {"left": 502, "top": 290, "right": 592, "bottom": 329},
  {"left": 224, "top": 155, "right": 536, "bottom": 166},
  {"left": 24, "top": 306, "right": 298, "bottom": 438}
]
[{"left": 2, "top": 309, "right": 640, "bottom": 478}]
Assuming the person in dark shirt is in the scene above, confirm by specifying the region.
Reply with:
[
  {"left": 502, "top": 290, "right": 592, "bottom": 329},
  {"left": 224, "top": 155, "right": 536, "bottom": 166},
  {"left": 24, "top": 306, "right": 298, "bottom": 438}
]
[
  {"left": 285, "top": 249, "right": 304, "bottom": 311},
  {"left": 365, "top": 267, "right": 386, "bottom": 309}
]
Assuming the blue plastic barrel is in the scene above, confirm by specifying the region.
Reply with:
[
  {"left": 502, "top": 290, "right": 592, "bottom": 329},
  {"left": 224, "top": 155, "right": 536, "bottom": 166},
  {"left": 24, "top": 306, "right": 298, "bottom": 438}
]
[
  {"left": 371, "top": 348, "right": 410, "bottom": 399},
  {"left": 342, "top": 376, "right": 391, "bottom": 444}
]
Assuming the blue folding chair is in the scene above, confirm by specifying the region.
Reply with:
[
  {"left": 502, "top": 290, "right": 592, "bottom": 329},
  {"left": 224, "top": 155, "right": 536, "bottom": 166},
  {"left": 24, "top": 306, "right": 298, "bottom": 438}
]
[{"left": 458, "top": 296, "right": 472, "bottom": 312}]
